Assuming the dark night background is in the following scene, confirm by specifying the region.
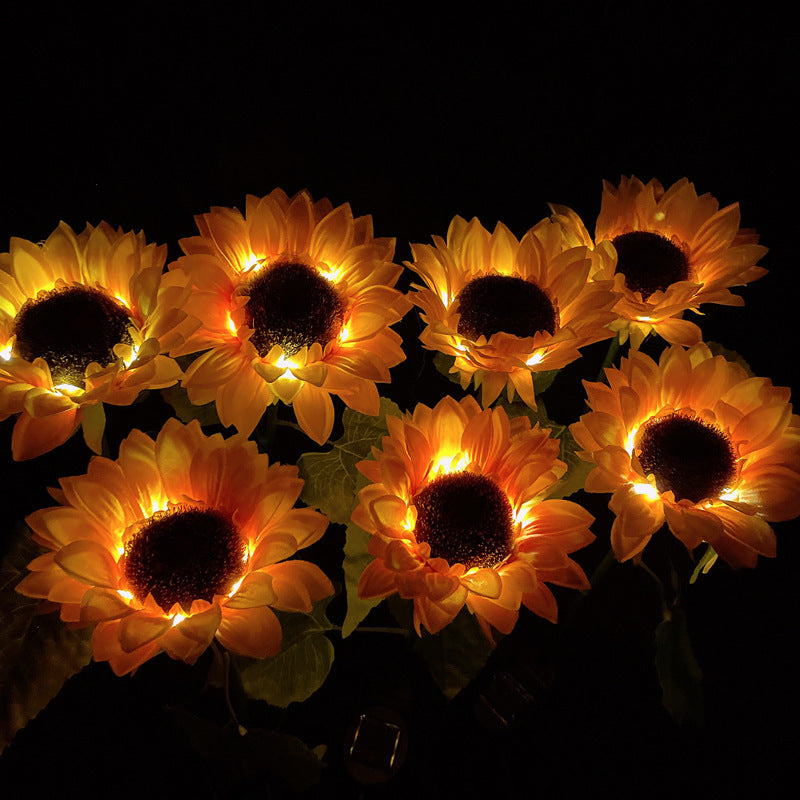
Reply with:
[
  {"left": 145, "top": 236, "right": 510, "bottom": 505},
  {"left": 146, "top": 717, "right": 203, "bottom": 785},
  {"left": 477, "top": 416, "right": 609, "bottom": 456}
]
[{"left": 0, "top": 3, "right": 797, "bottom": 798}]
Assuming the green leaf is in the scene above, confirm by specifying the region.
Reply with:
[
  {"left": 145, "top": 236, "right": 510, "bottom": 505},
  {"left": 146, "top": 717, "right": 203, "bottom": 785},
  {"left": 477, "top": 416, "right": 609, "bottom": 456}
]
[
  {"left": 433, "top": 351, "right": 462, "bottom": 385},
  {"left": 689, "top": 545, "right": 719, "bottom": 584},
  {"left": 531, "top": 368, "right": 559, "bottom": 395},
  {"left": 298, "top": 396, "right": 401, "bottom": 525},
  {"left": 655, "top": 607, "right": 704, "bottom": 726},
  {"left": 0, "top": 527, "right": 93, "bottom": 753},
  {"left": 342, "top": 521, "right": 383, "bottom": 638},
  {"left": 169, "top": 706, "right": 325, "bottom": 793},
  {"left": 161, "top": 383, "right": 222, "bottom": 427},
  {"left": 548, "top": 426, "right": 593, "bottom": 500},
  {"left": 234, "top": 599, "right": 335, "bottom": 707},
  {"left": 387, "top": 597, "right": 493, "bottom": 700},
  {"left": 706, "top": 342, "right": 754, "bottom": 377}
]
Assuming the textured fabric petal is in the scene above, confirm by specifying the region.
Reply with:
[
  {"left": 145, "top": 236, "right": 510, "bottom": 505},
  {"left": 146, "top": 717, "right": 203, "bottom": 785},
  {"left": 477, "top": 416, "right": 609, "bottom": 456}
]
[{"left": 216, "top": 605, "right": 283, "bottom": 658}]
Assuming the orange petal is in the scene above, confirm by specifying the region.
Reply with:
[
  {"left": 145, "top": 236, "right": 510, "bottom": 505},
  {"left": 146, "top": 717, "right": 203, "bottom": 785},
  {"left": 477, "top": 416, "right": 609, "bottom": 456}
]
[
  {"left": 54, "top": 540, "right": 120, "bottom": 589},
  {"left": 216, "top": 605, "right": 282, "bottom": 658},
  {"left": 226, "top": 571, "right": 277, "bottom": 609},
  {"left": 118, "top": 612, "right": 172, "bottom": 652},
  {"left": 358, "top": 558, "right": 397, "bottom": 599},
  {"left": 293, "top": 384, "right": 335, "bottom": 445},
  {"left": 266, "top": 559, "right": 334, "bottom": 612},
  {"left": 11, "top": 408, "right": 80, "bottom": 460}
]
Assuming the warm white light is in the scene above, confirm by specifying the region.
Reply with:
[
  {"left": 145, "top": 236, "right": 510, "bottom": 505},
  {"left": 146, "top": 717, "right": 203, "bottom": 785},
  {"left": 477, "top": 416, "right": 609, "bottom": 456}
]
[
  {"left": 431, "top": 451, "right": 470, "bottom": 476},
  {"left": 244, "top": 254, "right": 264, "bottom": 272},
  {"left": 122, "top": 344, "right": 141, "bottom": 368},
  {"left": 633, "top": 482, "right": 660, "bottom": 501},
  {"left": 320, "top": 266, "right": 341, "bottom": 283},
  {"left": 54, "top": 383, "right": 82, "bottom": 394},
  {"left": 275, "top": 353, "right": 298, "bottom": 380},
  {"left": 653, "top": 211, "right": 666, "bottom": 221},
  {"left": 228, "top": 577, "right": 244, "bottom": 597},
  {"left": 340, "top": 326, "right": 350, "bottom": 342},
  {"left": 625, "top": 428, "right": 639, "bottom": 456},
  {"left": 439, "top": 288, "right": 450, "bottom": 307},
  {"left": 226, "top": 314, "right": 238, "bottom": 336},
  {"left": 117, "top": 589, "right": 134, "bottom": 600},
  {"left": 635, "top": 315, "right": 655, "bottom": 323},
  {"left": 526, "top": 351, "right": 544, "bottom": 367},
  {"left": 171, "top": 613, "right": 186, "bottom": 627},
  {"left": 114, "top": 294, "right": 129, "bottom": 308},
  {"left": 0, "top": 345, "right": 12, "bottom": 361}
]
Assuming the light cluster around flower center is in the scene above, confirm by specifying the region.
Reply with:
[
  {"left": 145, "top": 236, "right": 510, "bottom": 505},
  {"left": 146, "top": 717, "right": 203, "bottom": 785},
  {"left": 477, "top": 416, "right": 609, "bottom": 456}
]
[
  {"left": 13, "top": 285, "right": 133, "bottom": 385},
  {"left": 636, "top": 413, "right": 736, "bottom": 504},
  {"left": 612, "top": 231, "right": 690, "bottom": 299},
  {"left": 456, "top": 274, "right": 556, "bottom": 340},
  {"left": 123, "top": 506, "right": 247, "bottom": 612},
  {"left": 244, "top": 260, "right": 345, "bottom": 357},
  {"left": 413, "top": 471, "right": 514, "bottom": 569}
]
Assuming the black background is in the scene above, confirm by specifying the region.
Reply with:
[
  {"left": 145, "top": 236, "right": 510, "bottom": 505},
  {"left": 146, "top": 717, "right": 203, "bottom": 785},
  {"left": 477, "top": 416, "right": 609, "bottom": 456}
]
[{"left": 0, "top": 3, "right": 797, "bottom": 798}]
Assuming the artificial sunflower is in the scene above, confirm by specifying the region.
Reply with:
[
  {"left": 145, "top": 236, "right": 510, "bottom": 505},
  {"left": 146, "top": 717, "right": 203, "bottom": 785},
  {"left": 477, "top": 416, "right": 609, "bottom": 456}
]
[
  {"left": 407, "top": 215, "right": 617, "bottom": 409},
  {"left": 354, "top": 395, "right": 595, "bottom": 638},
  {"left": 16, "top": 417, "right": 333, "bottom": 675},
  {"left": 570, "top": 343, "right": 800, "bottom": 567},
  {"left": 163, "top": 189, "right": 411, "bottom": 445},
  {"left": 550, "top": 176, "right": 768, "bottom": 348},
  {"left": 0, "top": 221, "right": 188, "bottom": 460}
]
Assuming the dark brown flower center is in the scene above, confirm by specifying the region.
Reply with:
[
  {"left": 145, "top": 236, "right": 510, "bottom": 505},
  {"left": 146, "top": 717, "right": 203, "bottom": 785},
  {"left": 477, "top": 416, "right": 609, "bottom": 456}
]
[
  {"left": 413, "top": 471, "right": 514, "bottom": 569},
  {"left": 244, "top": 260, "right": 345, "bottom": 357},
  {"left": 456, "top": 275, "right": 556, "bottom": 340},
  {"left": 123, "top": 506, "right": 247, "bottom": 612},
  {"left": 636, "top": 414, "right": 736, "bottom": 504},
  {"left": 612, "top": 231, "right": 690, "bottom": 299},
  {"left": 13, "top": 285, "right": 133, "bottom": 386}
]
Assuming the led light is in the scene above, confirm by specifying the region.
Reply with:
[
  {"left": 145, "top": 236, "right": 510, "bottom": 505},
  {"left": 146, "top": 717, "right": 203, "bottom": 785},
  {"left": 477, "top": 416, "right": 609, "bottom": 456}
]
[
  {"left": 243, "top": 254, "right": 265, "bottom": 273},
  {"left": 228, "top": 577, "right": 244, "bottom": 597},
  {"left": 171, "top": 613, "right": 186, "bottom": 627},
  {"left": 635, "top": 315, "right": 655, "bottom": 323},
  {"left": 340, "top": 326, "right": 350, "bottom": 342},
  {"left": 633, "top": 482, "right": 660, "bottom": 501},
  {"left": 122, "top": 344, "right": 141, "bottom": 368},
  {"left": 431, "top": 451, "right": 470, "bottom": 475},
  {"left": 0, "top": 345, "right": 12, "bottom": 361},
  {"left": 226, "top": 314, "right": 238, "bottom": 335},
  {"left": 117, "top": 589, "right": 134, "bottom": 600},
  {"left": 625, "top": 428, "right": 638, "bottom": 456},
  {"left": 526, "top": 351, "right": 544, "bottom": 367},
  {"left": 320, "top": 266, "right": 342, "bottom": 283}
]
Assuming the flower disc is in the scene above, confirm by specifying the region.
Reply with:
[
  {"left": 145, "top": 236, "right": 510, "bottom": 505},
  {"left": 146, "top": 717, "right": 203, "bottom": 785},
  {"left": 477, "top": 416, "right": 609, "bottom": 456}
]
[
  {"left": 413, "top": 471, "right": 514, "bottom": 569},
  {"left": 245, "top": 260, "right": 345, "bottom": 357},
  {"left": 456, "top": 275, "right": 556, "bottom": 340},
  {"left": 636, "top": 414, "right": 735, "bottom": 505},
  {"left": 123, "top": 506, "right": 246, "bottom": 612},
  {"left": 14, "top": 285, "right": 133, "bottom": 385},
  {"left": 612, "top": 231, "right": 690, "bottom": 299}
]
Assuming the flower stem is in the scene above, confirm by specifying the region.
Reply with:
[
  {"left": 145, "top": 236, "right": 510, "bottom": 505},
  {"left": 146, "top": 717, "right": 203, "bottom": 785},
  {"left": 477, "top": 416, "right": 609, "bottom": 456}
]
[{"left": 595, "top": 333, "right": 621, "bottom": 382}]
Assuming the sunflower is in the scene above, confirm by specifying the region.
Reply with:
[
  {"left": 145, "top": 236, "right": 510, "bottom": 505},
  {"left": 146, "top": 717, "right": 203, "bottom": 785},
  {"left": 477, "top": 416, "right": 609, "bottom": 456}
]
[
  {"left": 570, "top": 343, "right": 800, "bottom": 567},
  {"left": 550, "top": 176, "right": 768, "bottom": 348},
  {"left": 407, "top": 215, "right": 617, "bottom": 409},
  {"left": 0, "top": 221, "right": 188, "bottom": 460},
  {"left": 354, "top": 395, "right": 595, "bottom": 638},
  {"left": 15, "top": 417, "right": 333, "bottom": 675},
  {"left": 163, "top": 189, "right": 411, "bottom": 445}
]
